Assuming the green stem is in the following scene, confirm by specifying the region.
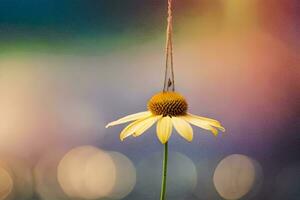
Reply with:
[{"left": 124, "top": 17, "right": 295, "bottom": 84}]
[{"left": 160, "top": 142, "right": 169, "bottom": 200}]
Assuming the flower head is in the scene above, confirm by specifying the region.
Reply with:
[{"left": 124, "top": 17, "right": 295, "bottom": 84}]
[
  {"left": 148, "top": 92, "right": 187, "bottom": 116},
  {"left": 106, "top": 91, "right": 225, "bottom": 144}
]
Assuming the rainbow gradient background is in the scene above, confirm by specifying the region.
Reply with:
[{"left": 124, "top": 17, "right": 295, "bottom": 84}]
[{"left": 0, "top": 1, "right": 299, "bottom": 200}]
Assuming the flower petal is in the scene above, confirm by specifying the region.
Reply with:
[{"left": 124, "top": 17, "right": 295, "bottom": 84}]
[
  {"left": 186, "top": 113, "right": 225, "bottom": 132},
  {"left": 187, "top": 113, "right": 221, "bottom": 125},
  {"left": 156, "top": 116, "right": 173, "bottom": 144},
  {"left": 106, "top": 111, "right": 152, "bottom": 128},
  {"left": 133, "top": 115, "right": 161, "bottom": 137},
  {"left": 171, "top": 116, "right": 193, "bottom": 142},
  {"left": 182, "top": 115, "right": 221, "bottom": 136},
  {"left": 119, "top": 119, "right": 146, "bottom": 141}
]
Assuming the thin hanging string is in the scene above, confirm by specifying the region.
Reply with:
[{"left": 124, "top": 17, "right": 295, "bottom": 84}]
[{"left": 163, "top": 0, "right": 175, "bottom": 92}]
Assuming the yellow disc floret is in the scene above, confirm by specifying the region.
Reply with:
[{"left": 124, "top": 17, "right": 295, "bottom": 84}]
[{"left": 147, "top": 92, "right": 188, "bottom": 116}]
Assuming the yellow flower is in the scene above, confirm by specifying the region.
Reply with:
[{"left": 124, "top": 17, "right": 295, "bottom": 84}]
[{"left": 106, "top": 92, "right": 225, "bottom": 144}]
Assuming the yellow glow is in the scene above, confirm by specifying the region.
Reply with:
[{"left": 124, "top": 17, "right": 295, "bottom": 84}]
[
  {"left": 107, "top": 152, "right": 136, "bottom": 199},
  {"left": 221, "top": 0, "right": 258, "bottom": 28},
  {"left": 57, "top": 146, "right": 116, "bottom": 199},
  {"left": 213, "top": 154, "right": 256, "bottom": 200},
  {"left": 0, "top": 159, "right": 33, "bottom": 199},
  {"left": 0, "top": 168, "right": 13, "bottom": 200}
]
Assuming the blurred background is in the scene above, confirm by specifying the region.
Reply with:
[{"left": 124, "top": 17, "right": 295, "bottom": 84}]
[{"left": 0, "top": 0, "right": 299, "bottom": 200}]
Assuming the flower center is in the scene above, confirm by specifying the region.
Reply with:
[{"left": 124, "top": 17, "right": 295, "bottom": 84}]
[{"left": 147, "top": 92, "right": 188, "bottom": 116}]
